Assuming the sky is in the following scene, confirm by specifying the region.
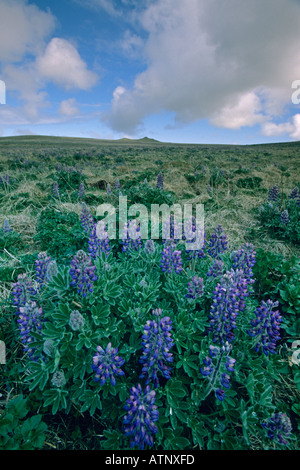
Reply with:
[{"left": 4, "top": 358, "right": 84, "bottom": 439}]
[{"left": 1, "top": 0, "right": 300, "bottom": 144}]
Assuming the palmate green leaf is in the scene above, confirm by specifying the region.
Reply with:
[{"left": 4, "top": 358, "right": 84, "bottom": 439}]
[
  {"left": 91, "top": 302, "right": 110, "bottom": 326},
  {"left": 102, "top": 281, "right": 122, "bottom": 304},
  {"left": 102, "top": 429, "right": 122, "bottom": 450},
  {"left": 79, "top": 390, "right": 102, "bottom": 416}
]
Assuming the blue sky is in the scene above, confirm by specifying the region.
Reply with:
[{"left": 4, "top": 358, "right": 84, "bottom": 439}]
[{"left": 1, "top": 0, "right": 300, "bottom": 144}]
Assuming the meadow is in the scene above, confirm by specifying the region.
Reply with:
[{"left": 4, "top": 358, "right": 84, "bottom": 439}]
[{"left": 0, "top": 135, "right": 299, "bottom": 450}]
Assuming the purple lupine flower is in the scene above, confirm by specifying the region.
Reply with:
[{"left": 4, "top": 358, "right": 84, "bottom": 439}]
[
  {"left": 106, "top": 183, "right": 112, "bottom": 194},
  {"left": 208, "top": 269, "right": 249, "bottom": 345},
  {"left": 247, "top": 299, "right": 282, "bottom": 355},
  {"left": 280, "top": 209, "right": 290, "bottom": 224},
  {"left": 69, "top": 310, "right": 85, "bottom": 331},
  {"left": 11, "top": 273, "right": 37, "bottom": 309},
  {"left": 186, "top": 276, "right": 204, "bottom": 300},
  {"left": 268, "top": 185, "right": 279, "bottom": 202},
  {"left": 80, "top": 202, "right": 94, "bottom": 234},
  {"left": 35, "top": 252, "right": 52, "bottom": 286},
  {"left": 139, "top": 308, "right": 174, "bottom": 388},
  {"left": 200, "top": 342, "right": 236, "bottom": 402},
  {"left": 123, "top": 384, "right": 159, "bottom": 450},
  {"left": 92, "top": 343, "right": 125, "bottom": 386},
  {"left": 289, "top": 187, "right": 299, "bottom": 200},
  {"left": 160, "top": 243, "right": 183, "bottom": 274},
  {"left": 207, "top": 225, "right": 228, "bottom": 259},
  {"left": 262, "top": 412, "right": 292, "bottom": 446},
  {"left": 156, "top": 172, "right": 164, "bottom": 190},
  {"left": 17, "top": 301, "right": 43, "bottom": 360},
  {"left": 231, "top": 243, "right": 256, "bottom": 282},
  {"left": 88, "top": 222, "right": 110, "bottom": 258},
  {"left": 3, "top": 218, "right": 12, "bottom": 233},
  {"left": 78, "top": 182, "right": 85, "bottom": 199},
  {"left": 121, "top": 220, "right": 142, "bottom": 252},
  {"left": 52, "top": 181, "right": 60, "bottom": 198},
  {"left": 114, "top": 178, "right": 120, "bottom": 191},
  {"left": 69, "top": 250, "right": 97, "bottom": 297},
  {"left": 207, "top": 259, "right": 224, "bottom": 278}
]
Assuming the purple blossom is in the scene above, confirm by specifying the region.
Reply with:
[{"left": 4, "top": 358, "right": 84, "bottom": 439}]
[
  {"left": 207, "top": 225, "right": 228, "bottom": 259},
  {"left": 80, "top": 203, "right": 94, "bottom": 234},
  {"left": 268, "top": 185, "right": 279, "bottom": 202},
  {"left": 2, "top": 218, "right": 12, "bottom": 233},
  {"left": 289, "top": 187, "right": 299, "bottom": 200},
  {"left": 123, "top": 384, "right": 159, "bottom": 450},
  {"left": 280, "top": 209, "right": 290, "bottom": 224},
  {"left": 92, "top": 343, "right": 125, "bottom": 386},
  {"left": 17, "top": 301, "right": 43, "bottom": 360},
  {"left": 11, "top": 273, "right": 37, "bottom": 309},
  {"left": 121, "top": 220, "right": 142, "bottom": 252},
  {"left": 35, "top": 252, "right": 52, "bottom": 286},
  {"left": 69, "top": 250, "right": 97, "bottom": 297},
  {"left": 200, "top": 342, "right": 236, "bottom": 402},
  {"left": 88, "top": 222, "right": 110, "bottom": 258},
  {"left": 160, "top": 243, "right": 183, "bottom": 274},
  {"left": 262, "top": 412, "right": 292, "bottom": 446},
  {"left": 208, "top": 269, "right": 249, "bottom": 345},
  {"left": 231, "top": 243, "right": 256, "bottom": 282},
  {"left": 139, "top": 308, "right": 174, "bottom": 388},
  {"left": 156, "top": 172, "right": 164, "bottom": 190},
  {"left": 186, "top": 276, "right": 204, "bottom": 300},
  {"left": 52, "top": 181, "right": 60, "bottom": 198},
  {"left": 247, "top": 299, "right": 282, "bottom": 355},
  {"left": 207, "top": 259, "right": 224, "bottom": 278},
  {"left": 78, "top": 182, "right": 85, "bottom": 199}
]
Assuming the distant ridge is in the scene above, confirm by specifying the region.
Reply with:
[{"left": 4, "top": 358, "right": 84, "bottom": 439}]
[{"left": 116, "top": 136, "right": 161, "bottom": 143}]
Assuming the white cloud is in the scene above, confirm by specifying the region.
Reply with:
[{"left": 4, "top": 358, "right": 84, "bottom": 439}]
[
  {"left": 105, "top": 0, "right": 300, "bottom": 134},
  {"left": 0, "top": 0, "right": 56, "bottom": 62},
  {"left": 59, "top": 98, "right": 79, "bottom": 116},
  {"left": 36, "top": 38, "right": 98, "bottom": 91}
]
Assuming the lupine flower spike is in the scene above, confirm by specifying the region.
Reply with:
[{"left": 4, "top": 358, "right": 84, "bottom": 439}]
[
  {"left": 35, "top": 252, "right": 52, "bottom": 287},
  {"left": 80, "top": 203, "right": 94, "bottom": 234},
  {"left": 139, "top": 308, "right": 174, "bottom": 388},
  {"left": 156, "top": 172, "right": 164, "bottom": 190},
  {"left": 200, "top": 342, "right": 236, "bottom": 402},
  {"left": 2, "top": 218, "right": 12, "bottom": 233},
  {"left": 88, "top": 222, "right": 110, "bottom": 258},
  {"left": 121, "top": 220, "right": 142, "bottom": 252},
  {"left": 208, "top": 269, "right": 249, "bottom": 345},
  {"left": 92, "top": 343, "right": 125, "bottom": 386},
  {"left": 247, "top": 299, "right": 282, "bottom": 355},
  {"left": 186, "top": 276, "right": 204, "bottom": 300},
  {"left": 123, "top": 384, "right": 159, "bottom": 449},
  {"left": 11, "top": 273, "right": 37, "bottom": 310},
  {"left": 207, "top": 225, "right": 228, "bottom": 259},
  {"left": 17, "top": 301, "right": 43, "bottom": 361},
  {"left": 268, "top": 185, "right": 279, "bottom": 202},
  {"left": 69, "top": 250, "right": 97, "bottom": 297},
  {"left": 262, "top": 412, "right": 292, "bottom": 446}
]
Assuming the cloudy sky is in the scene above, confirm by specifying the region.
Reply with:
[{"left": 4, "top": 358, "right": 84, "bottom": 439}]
[{"left": 1, "top": 0, "right": 300, "bottom": 144}]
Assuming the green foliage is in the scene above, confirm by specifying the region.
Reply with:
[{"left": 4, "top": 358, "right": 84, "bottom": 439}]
[
  {"left": 33, "top": 207, "right": 86, "bottom": 263},
  {"left": 0, "top": 394, "right": 47, "bottom": 450},
  {"left": 236, "top": 176, "right": 263, "bottom": 189},
  {"left": 258, "top": 191, "right": 300, "bottom": 245},
  {"left": 0, "top": 229, "right": 25, "bottom": 254}
]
